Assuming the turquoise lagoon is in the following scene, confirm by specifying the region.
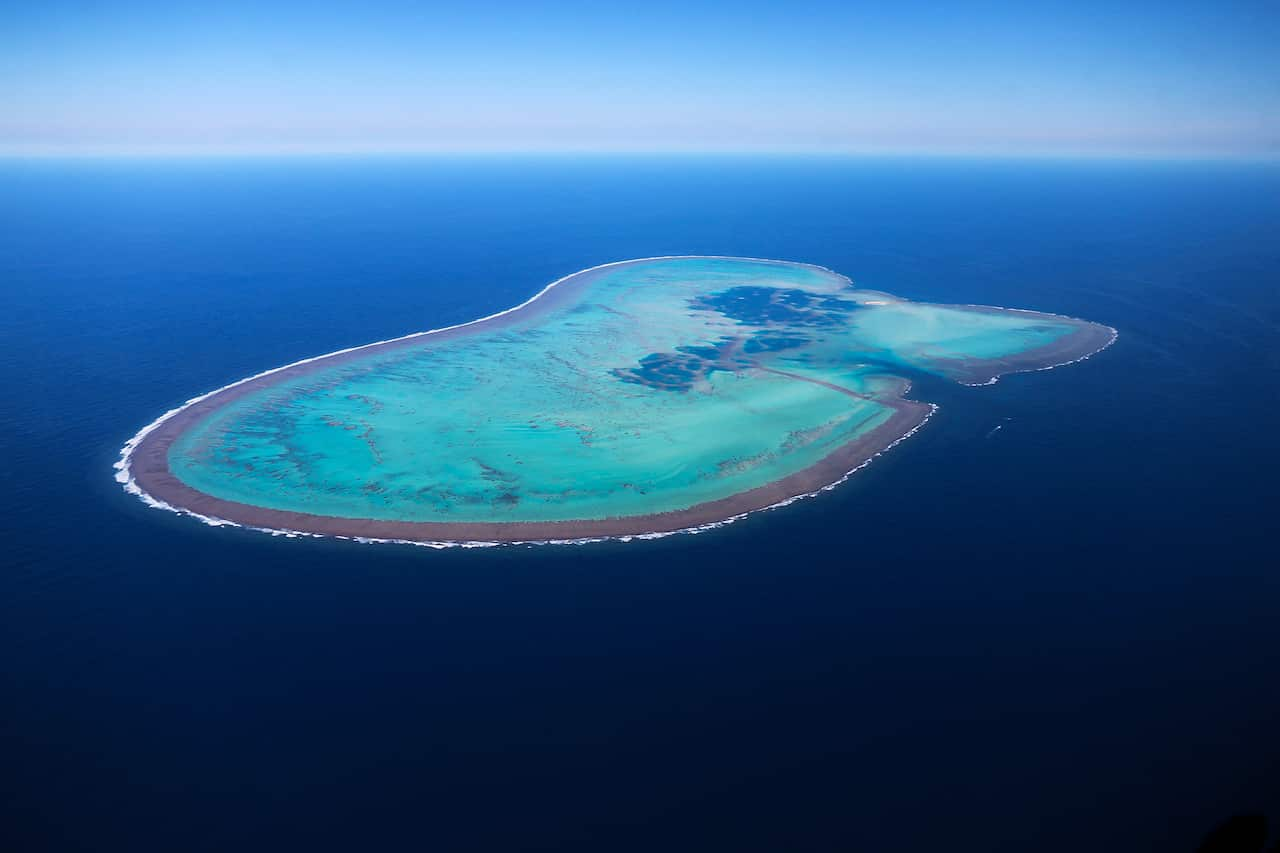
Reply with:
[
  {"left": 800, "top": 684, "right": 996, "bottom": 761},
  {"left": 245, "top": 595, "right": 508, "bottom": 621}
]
[{"left": 151, "top": 257, "right": 1108, "bottom": 533}]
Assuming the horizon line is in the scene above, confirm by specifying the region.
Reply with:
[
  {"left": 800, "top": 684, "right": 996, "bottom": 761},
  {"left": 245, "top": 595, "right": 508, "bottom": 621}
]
[{"left": 2, "top": 145, "right": 1278, "bottom": 164}]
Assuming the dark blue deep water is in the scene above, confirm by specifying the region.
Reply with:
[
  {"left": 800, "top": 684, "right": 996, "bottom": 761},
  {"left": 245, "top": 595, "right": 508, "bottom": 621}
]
[{"left": 3, "top": 157, "right": 1279, "bottom": 852}]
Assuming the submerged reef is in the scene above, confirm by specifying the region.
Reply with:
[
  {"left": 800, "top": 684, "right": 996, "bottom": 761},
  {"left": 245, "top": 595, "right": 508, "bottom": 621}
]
[
  {"left": 118, "top": 256, "right": 1116, "bottom": 545},
  {"left": 689, "top": 285, "right": 859, "bottom": 327}
]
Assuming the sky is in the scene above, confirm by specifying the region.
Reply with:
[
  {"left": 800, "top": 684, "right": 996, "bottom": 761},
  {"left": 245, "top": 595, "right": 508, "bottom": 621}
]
[{"left": 1, "top": 0, "right": 1277, "bottom": 157}]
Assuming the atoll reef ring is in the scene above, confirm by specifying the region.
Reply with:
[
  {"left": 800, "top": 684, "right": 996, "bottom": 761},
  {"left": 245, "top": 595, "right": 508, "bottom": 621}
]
[{"left": 117, "top": 256, "right": 1116, "bottom": 545}]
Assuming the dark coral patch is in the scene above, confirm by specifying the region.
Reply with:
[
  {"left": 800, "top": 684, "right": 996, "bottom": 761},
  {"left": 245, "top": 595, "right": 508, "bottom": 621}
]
[
  {"left": 612, "top": 338, "right": 739, "bottom": 392},
  {"left": 613, "top": 352, "right": 713, "bottom": 392},
  {"left": 690, "top": 286, "right": 857, "bottom": 327},
  {"left": 613, "top": 329, "right": 813, "bottom": 393}
]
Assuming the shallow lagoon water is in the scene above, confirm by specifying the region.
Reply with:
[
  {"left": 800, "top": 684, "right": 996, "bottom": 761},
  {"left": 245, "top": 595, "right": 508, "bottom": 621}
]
[{"left": 161, "top": 256, "right": 1085, "bottom": 527}]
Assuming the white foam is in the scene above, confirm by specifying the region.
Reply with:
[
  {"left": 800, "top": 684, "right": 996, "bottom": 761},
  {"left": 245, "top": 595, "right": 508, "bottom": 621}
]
[{"left": 113, "top": 255, "right": 1089, "bottom": 549}]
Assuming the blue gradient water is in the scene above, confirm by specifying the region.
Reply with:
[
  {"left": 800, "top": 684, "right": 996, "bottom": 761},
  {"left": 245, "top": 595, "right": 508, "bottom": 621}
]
[{"left": 2, "top": 157, "right": 1278, "bottom": 852}]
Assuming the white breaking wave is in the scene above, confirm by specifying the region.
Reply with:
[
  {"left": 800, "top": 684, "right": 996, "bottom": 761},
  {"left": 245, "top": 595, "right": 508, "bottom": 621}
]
[{"left": 114, "top": 255, "right": 1101, "bottom": 549}]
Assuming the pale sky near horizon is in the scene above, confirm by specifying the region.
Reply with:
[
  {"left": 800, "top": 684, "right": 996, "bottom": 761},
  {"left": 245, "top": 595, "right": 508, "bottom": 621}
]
[{"left": 2, "top": 0, "right": 1277, "bottom": 157}]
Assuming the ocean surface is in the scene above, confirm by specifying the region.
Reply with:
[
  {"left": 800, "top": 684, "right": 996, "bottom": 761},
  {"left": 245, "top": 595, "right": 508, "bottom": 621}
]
[{"left": 2, "top": 156, "right": 1278, "bottom": 852}]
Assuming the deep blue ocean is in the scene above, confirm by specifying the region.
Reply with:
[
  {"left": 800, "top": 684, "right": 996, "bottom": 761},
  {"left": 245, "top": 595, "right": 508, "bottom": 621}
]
[{"left": 2, "top": 157, "right": 1278, "bottom": 852}]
